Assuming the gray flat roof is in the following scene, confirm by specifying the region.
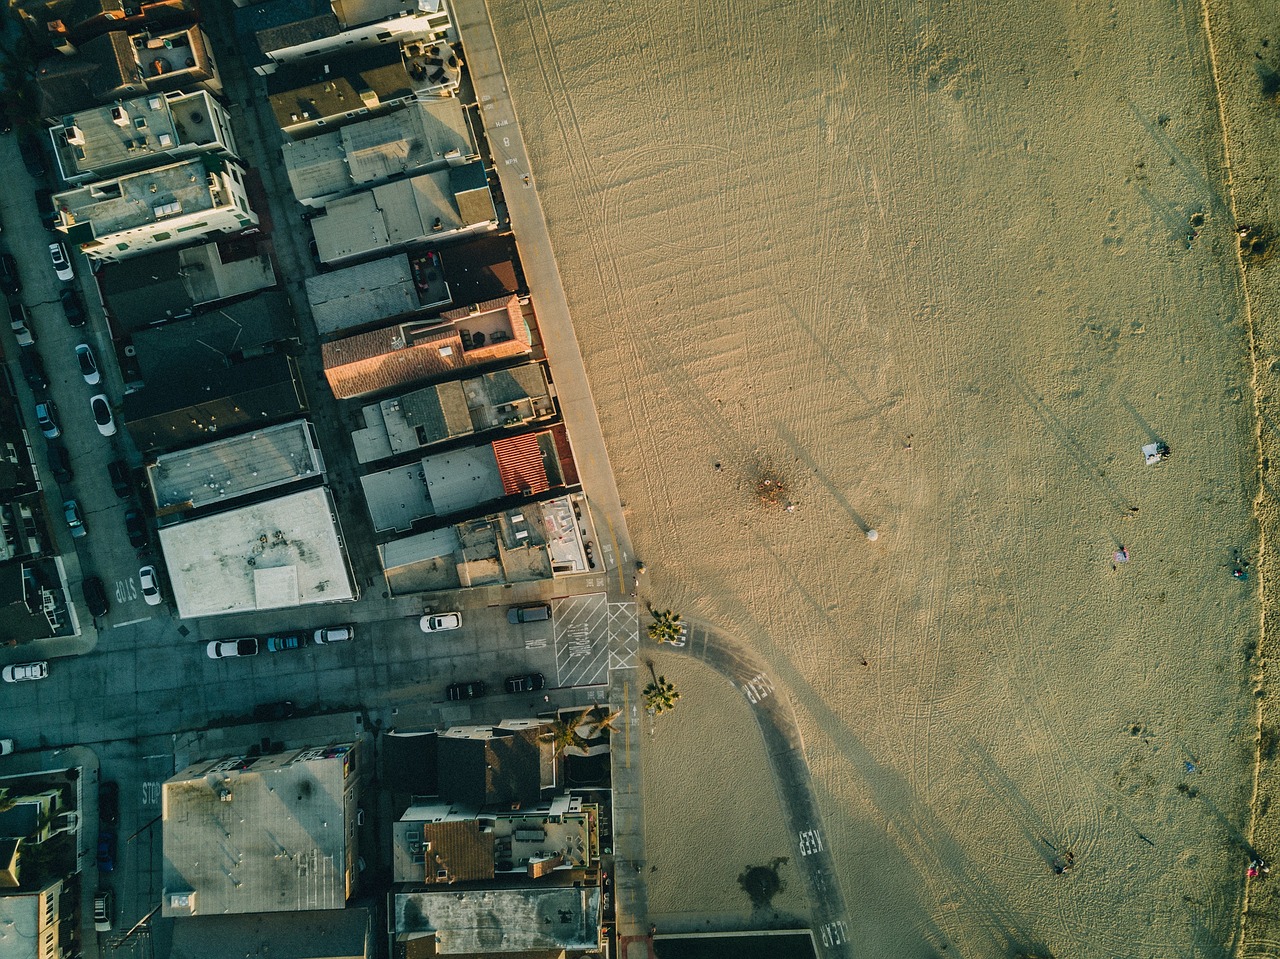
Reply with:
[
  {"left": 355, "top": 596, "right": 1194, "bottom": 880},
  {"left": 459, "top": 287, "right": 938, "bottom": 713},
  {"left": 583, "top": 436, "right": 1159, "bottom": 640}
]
[
  {"left": 55, "top": 156, "right": 223, "bottom": 234},
  {"left": 149, "top": 419, "right": 323, "bottom": 513},
  {"left": 422, "top": 445, "right": 503, "bottom": 516},
  {"left": 52, "top": 92, "right": 184, "bottom": 176},
  {"left": 379, "top": 527, "right": 460, "bottom": 571},
  {"left": 306, "top": 255, "right": 416, "bottom": 336},
  {"left": 392, "top": 887, "right": 600, "bottom": 952},
  {"left": 283, "top": 98, "right": 472, "bottom": 204},
  {"left": 159, "top": 486, "right": 356, "bottom": 618},
  {"left": 163, "top": 745, "right": 355, "bottom": 917},
  {"left": 360, "top": 461, "right": 434, "bottom": 533}
]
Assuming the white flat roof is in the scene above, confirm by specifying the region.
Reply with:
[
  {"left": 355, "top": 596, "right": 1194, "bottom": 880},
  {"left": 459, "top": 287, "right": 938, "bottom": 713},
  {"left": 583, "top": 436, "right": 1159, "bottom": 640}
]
[{"left": 159, "top": 486, "right": 356, "bottom": 619}]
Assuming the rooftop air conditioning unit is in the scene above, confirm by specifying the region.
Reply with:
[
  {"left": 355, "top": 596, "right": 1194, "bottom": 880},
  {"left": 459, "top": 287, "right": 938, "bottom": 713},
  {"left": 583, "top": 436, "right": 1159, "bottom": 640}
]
[
  {"left": 66, "top": 126, "right": 85, "bottom": 145},
  {"left": 111, "top": 107, "right": 129, "bottom": 127}
]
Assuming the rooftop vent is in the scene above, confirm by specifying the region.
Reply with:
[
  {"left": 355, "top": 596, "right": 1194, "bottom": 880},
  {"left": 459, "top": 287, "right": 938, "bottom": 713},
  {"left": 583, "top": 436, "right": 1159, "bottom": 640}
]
[{"left": 111, "top": 106, "right": 129, "bottom": 127}]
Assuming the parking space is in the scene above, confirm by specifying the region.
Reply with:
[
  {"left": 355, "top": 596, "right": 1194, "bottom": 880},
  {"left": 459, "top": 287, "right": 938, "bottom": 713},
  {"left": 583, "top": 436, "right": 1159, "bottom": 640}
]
[{"left": 551, "top": 594, "right": 637, "bottom": 688}]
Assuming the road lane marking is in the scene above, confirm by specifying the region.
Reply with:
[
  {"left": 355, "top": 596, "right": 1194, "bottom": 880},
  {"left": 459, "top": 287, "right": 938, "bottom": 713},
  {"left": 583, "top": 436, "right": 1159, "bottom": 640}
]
[{"left": 112, "top": 617, "right": 152, "bottom": 628}]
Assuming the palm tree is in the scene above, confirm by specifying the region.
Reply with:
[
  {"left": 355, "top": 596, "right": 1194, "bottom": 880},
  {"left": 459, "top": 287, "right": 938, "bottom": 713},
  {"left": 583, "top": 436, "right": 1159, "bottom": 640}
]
[
  {"left": 545, "top": 709, "right": 591, "bottom": 758},
  {"left": 0, "top": 789, "right": 13, "bottom": 815},
  {"left": 647, "top": 608, "right": 683, "bottom": 645},
  {"left": 643, "top": 675, "right": 680, "bottom": 715},
  {"left": 589, "top": 706, "right": 623, "bottom": 737}
]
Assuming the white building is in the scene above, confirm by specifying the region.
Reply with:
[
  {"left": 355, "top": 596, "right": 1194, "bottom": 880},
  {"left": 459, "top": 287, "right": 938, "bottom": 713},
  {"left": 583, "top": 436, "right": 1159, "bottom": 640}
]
[
  {"left": 53, "top": 156, "right": 257, "bottom": 262},
  {"left": 50, "top": 90, "right": 238, "bottom": 185},
  {"left": 238, "top": 0, "right": 454, "bottom": 77}
]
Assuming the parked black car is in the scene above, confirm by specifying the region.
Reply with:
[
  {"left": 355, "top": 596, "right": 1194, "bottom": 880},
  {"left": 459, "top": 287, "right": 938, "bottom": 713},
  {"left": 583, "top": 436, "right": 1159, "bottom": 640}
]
[
  {"left": 0, "top": 253, "right": 21, "bottom": 295},
  {"left": 83, "top": 576, "right": 109, "bottom": 618},
  {"left": 18, "top": 350, "right": 47, "bottom": 390},
  {"left": 107, "top": 460, "right": 130, "bottom": 498},
  {"left": 98, "top": 781, "right": 119, "bottom": 825},
  {"left": 59, "top": 288, "right": 85, "bottom": 327},
  {"left": 47, "top": 443, "right": 72, "bottom": 483},
  {"left": 447, "top": 681, "right": 486, "bottom": 701},
  {"left": 124, "top": 509, "right": 148, "bottom": 549},
  {"left": 18, "top": 134, "right": 46, "bottom": 178},
  {"left": 33, "top": 188, "right": 56, "bottom": 230},
  {"left": 504, "top": 673, "right": 545, "bottom": 694}
]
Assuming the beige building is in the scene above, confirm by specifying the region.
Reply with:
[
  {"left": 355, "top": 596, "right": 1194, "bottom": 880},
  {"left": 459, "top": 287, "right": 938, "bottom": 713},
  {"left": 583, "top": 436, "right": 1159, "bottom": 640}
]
[
  {"left": 162, "top": 744, "right": 361, "bottom": 917},
  {"left": 0, "top": 879, "right": 63, "bottom": 959}
]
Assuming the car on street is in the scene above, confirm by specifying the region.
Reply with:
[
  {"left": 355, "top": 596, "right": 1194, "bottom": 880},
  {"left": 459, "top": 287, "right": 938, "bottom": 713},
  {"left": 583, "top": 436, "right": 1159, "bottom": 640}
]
[
  {"left": 0, "top": 739, "right": 13, "bottom": 756},
  {"left": 252, "top": 700, "right": 297, "bottom": 720},
  {"left": 138, "top": 565, "right": 161, "bottom": 605},
  {"left": 83, "top": 575, "right": 108, "bottom": 617},
  {"left": 507, "top": 602, "right": 551, "bottom": 624},
  {"left": 47, "top": 443, "right": 72, "bottom": 483},
  {"left": 49, "top": 242, "right": 73, "bottom": 281},
  {"left": 207, "top": 638, "right": 258, "bottom": 659},
  {"left": 96, "top": 831, "right": 115, "bottom": 872},
  {"left": 33, "top": 188, "right": 56, "bottom": 230},
  {"left": 107, "top": 459, "right": 130, "bottom": 497},
  {"left": 61, "top": 288, "right": 86, "bottom": 327},
  {"left": 0, "top": 253, "right": 21, "bottom": 295},
  {"left": 124, "top": 509, "right": 148, "bottom": 549},
  {"left": 18, "top": 134, "right": 46, "bottom": 178},
  {"left": 63, "top": 498, "right": 86, "bottom": 538},
  {"left": 90, "top": 394, "right": 116, "bottom": 436},
  {"left": 19, "top": 350, "right": 47, "bottom": 389},
  {"left": 10, "top": 303, "right": 33, "bottom": 346},
  {"left": 419, "top": 612, "right": 462, "bottom": 633},
  {"left": 504, "top": 672, "right": 546, "bottom": 694},
  {"left": 265, "top": 633, "right": 304, "bottom": 652},
  {"left": 312, "top": 625, "right": 354, "bottom": 644},
  {"left": 98, "top": 781, "right": 118, "bottom": 825},
  {"left": 35, "top": 400, "right": 59, "bottom": 438},
  {"left": 75, "top": 343, "right": 99, "bottom": 384},
  {"left": 446, "top": 680, "right": 486, "bottom": 701},
  {"left": 2, "top": 662, "right": 48, "bottom": 683},
  {"left": 93, "top": 890, "right": 113, "bottom": 932}
]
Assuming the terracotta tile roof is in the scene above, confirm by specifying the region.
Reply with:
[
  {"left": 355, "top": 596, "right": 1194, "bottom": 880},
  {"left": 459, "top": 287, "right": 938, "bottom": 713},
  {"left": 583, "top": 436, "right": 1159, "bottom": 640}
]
[
  {"left": 421, "top": 820, "right": 494, "bottom": 885},
  {"left": 323, "top": 325, "right": 463, "bottom": 399},
  {"left": 493, "top": 432, "right": 550, "bottom": 496}
]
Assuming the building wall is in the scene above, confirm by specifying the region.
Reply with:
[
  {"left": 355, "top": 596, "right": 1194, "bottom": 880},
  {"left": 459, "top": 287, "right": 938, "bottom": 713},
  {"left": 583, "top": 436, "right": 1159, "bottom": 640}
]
[{"left": 255, "top": 11, "right": 452, "bottom": 76}]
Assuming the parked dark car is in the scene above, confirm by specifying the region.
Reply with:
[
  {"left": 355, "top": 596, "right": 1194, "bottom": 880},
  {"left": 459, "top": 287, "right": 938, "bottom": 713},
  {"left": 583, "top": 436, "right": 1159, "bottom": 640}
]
[
  {"left": 59, "top": 288, "right": 85, "bottom": 327},
  {"left": 107, "top": 460, "right": 130, "bottom": 498},
  {"left": 18, "top": 134, "right": 46, "bottom": 178},
  {"left": 0, "top": 253, "right": 21, "bottom": 295},
  {"left": 252, "top": 700, "right": 297, "bottom": 721},
  {"left": 18, "top": 350, "right": 47, "bottom": 390},
  {"left": 98, "top": 781, "right": 118, "bottom": 825},
  {"left": 504, "top": 673, "right": 546, "bottom": 694},
  {"left": 124, "top": 509, "right": 148, "bottom": 549},
  {"left": 96, "top": 830, "right": 115, "bottom": 872},
  {"left": 507, "top": 602, "right": 551, "bottom": 624},
  {"left": 83, "top": 576, "right": 109, "bottom": 618},
  {"left": 33, "top": 188, "right": 56, "bottom": 230},
  {"left": 47, "top": 443, "right": 72, "bottom": 483},
  {"left": 446, "top": 681, "right": 486, "bottom": 701}
]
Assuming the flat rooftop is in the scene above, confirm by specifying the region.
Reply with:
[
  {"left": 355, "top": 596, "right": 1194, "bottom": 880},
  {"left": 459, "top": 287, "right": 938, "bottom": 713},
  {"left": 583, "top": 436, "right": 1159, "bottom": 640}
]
[
  {"left": 392, "top": 887, "right": 600, "bottom": 952},
  {"left": 306, "top": 251, "right": 449, "bottom": 337},
  {"left": 163, "top": 745, "right": 354, "bottom": 917},
  {"left": 55, "top": 156, "right": 223, "bottom": 235},
  {"left": 283, "top": 97, "right": 473, "bottom": 204},
  {"left": 51, "top": 92, "right": 200, "bottom": 177},
  {"left": 311, "top": 162, "right": 493, "bottom": 263},
  {"left": 159, "top": 486, "right": 356, "bottom": 618},
  {"left": 167, "top": 909, "right": 371, "bottom": 959},
  {"left": 148, "top": 419, "right": 324, "bottom": 513}
]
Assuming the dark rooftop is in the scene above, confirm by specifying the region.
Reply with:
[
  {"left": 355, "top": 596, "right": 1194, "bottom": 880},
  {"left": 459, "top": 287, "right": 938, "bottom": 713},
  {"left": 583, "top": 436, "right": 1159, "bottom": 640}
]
[
  {"left": 439, "top": 233, "right": 524, "bottom": 305},
  {"left": 438, "top": 728, "right": 541, "bottom": 808},
  {"left": 266, "top": 45, "right": 414, "bottom": 131},
  {"left": 233, "top": 0, "right": 335, "bottom": 69},
  {"left": 168, "top": 908, "right": 372, "bottom": 959},
  {"left": 122, "top": 353, "right": 308, "bottom": 453},
  {"left": 132, "top": 291, "right": 296, "bottom": 382}
]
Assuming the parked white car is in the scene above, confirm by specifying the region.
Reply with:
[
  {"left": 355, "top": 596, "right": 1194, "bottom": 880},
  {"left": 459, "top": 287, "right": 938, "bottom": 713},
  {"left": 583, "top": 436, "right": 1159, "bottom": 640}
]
[
  {"left": 90, "top": 394, "right": 116, "bottom": 436},
  {"left": 2, "top": 662, "right": 48, "bottom": 683},
  {"left": 75, "top": 344, "right": 99, "bottom": 385},
  {"left": 419, "top": 612, "right": 462, "bottom": 633},
  {"left": 49, "top": 242, "right": 73, "bottom": 281},
  {"left": 139, "top": 565, "right": 162, "bottom": 606},
  {"left": 313, "top": 626, "right": 355, "bottom": 644}
]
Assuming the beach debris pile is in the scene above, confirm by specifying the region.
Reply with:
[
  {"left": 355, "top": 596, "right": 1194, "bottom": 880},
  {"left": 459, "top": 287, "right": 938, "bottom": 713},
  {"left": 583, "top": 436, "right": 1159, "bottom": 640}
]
[{"left": 1142, "top": 441, "right": 1171, "bottom": 465}]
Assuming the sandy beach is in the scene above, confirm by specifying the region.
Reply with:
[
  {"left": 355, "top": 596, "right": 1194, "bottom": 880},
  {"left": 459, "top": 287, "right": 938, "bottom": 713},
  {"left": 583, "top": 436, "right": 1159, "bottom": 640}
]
[{"left": 487, "top": 0, "right": 1263, "bottom": 955}]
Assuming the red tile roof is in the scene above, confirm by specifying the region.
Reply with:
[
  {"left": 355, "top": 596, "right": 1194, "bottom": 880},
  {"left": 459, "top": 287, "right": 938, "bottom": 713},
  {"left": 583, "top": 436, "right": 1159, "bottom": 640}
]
[{"left": 493, "top": 432, "right": 549, "bottom": 496}]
